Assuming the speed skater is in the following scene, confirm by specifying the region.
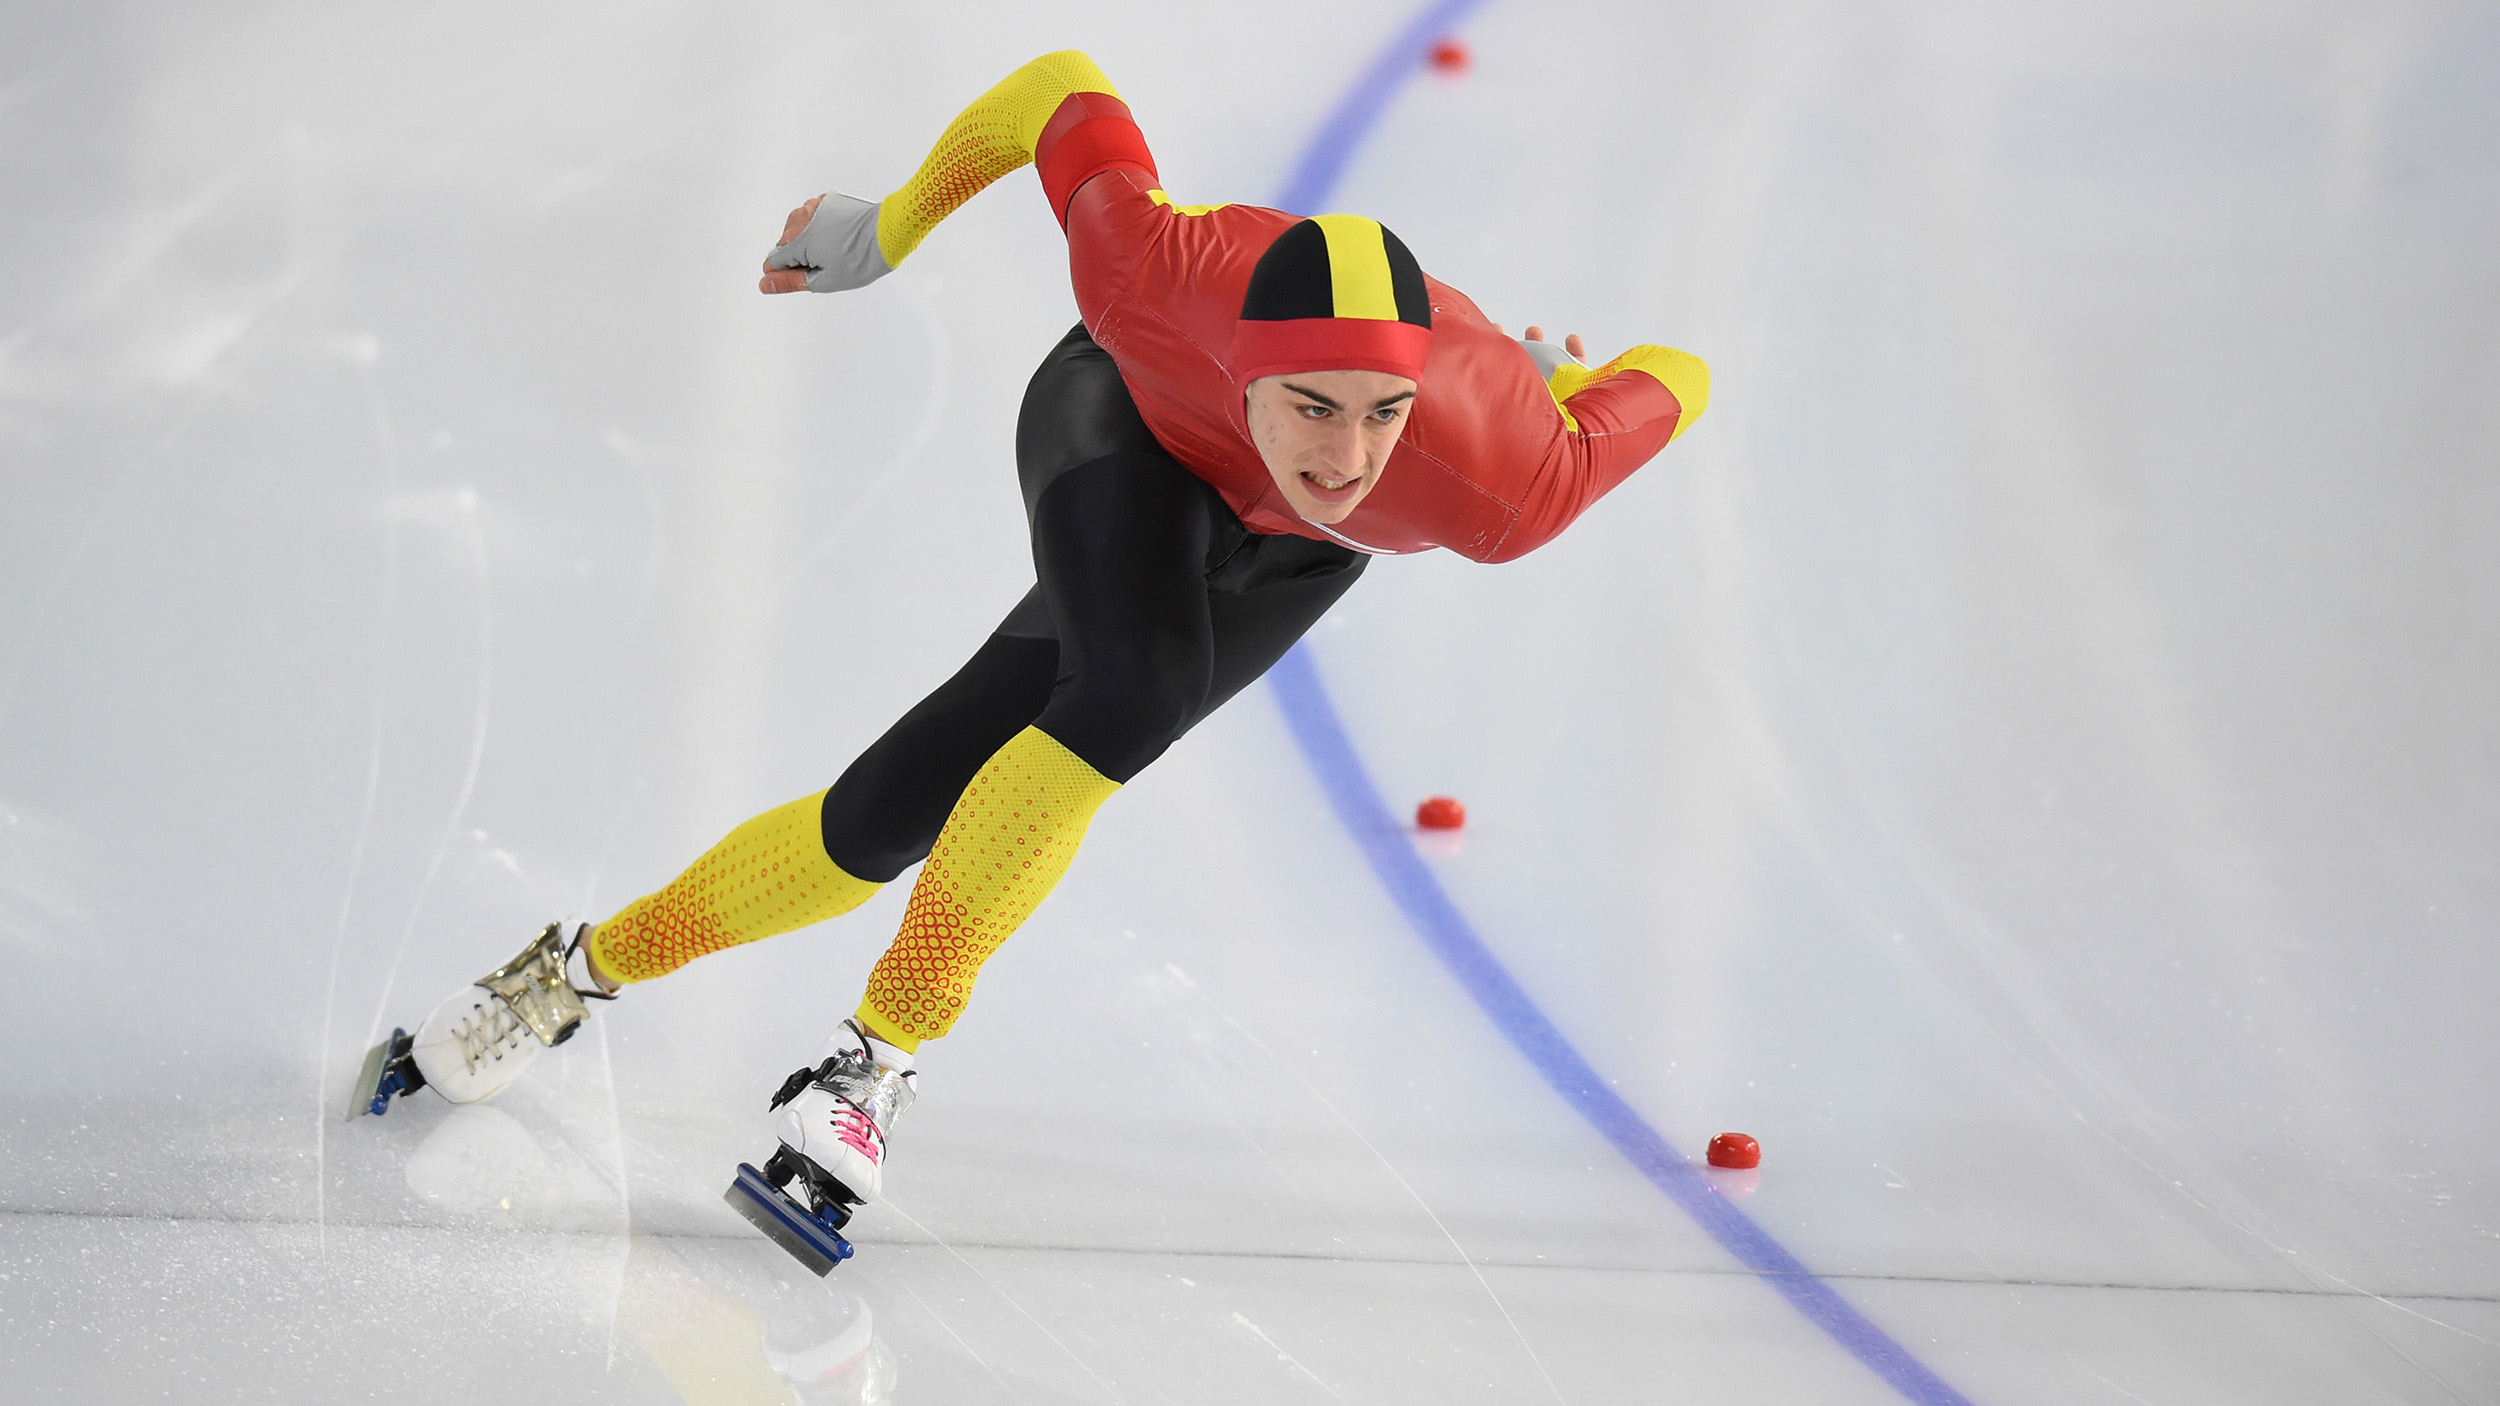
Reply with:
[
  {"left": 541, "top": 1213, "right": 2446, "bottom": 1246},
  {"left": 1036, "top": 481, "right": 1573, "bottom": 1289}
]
[{"left": 353, "top": 51, "right": 1707, "bottom": 1272}]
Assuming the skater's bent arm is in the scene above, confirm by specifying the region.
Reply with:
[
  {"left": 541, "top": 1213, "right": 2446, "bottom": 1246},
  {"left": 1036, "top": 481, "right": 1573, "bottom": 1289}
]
[
  {"left": 1493, "top": 321, "right": 1706, "bottom": 434},
  {"left": 1483, "top": 341, "right": 1712, "bottom": 562},
  {"left": 1550, "top": 344, "right": 1710, "bottom": 439},
  {"left": 762, "top": 50, "right": 1151, "bottom": 295}
]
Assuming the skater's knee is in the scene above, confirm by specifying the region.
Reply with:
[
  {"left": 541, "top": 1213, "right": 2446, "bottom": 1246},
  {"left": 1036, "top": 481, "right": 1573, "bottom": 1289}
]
[
  {"left": 820, "top": 633, "right": 1059, "bottom": 882},
  {"left": 1039, "top": 666, "right": 1206, "bottom": 781}
]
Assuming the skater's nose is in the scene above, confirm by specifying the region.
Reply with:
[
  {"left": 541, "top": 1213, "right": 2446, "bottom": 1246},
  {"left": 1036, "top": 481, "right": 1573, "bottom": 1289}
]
[{"left": 1312, "top": 419, "right": 1365, "bottom": 474}]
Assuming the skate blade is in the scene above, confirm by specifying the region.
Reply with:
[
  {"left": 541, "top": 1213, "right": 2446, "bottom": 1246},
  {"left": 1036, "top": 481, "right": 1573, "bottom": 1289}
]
[
  {"left": 346, "top": 1028, "right": 415, "bottom": 1120},
  {"left": 726, "top": 1162, "right": 854, "bottom": 1276}
]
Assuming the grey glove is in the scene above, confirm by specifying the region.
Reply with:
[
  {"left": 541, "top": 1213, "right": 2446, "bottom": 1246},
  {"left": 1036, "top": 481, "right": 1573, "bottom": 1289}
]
[
  {"left": 1518, "top": 336, "right": 1582, "bottom": 379},
  {"left": 764, "top": 191, "right": 892, "bottom": 293}
]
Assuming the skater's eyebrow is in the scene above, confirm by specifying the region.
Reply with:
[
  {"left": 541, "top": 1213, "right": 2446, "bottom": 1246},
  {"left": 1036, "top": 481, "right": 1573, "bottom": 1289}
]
[{"left": 1280, "top": 383, "right": 1415, "bottom": 412}]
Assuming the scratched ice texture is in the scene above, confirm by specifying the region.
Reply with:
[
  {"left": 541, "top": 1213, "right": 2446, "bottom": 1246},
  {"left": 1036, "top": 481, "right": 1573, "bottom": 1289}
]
[{"left": 2, "top": 1, "right": 2496, "bottom": 1402}]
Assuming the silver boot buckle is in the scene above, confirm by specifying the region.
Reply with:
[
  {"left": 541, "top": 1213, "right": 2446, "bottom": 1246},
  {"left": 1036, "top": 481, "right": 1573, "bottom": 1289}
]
[{"left": 479, "top": 923, "right": 591, "bottom": 1046}]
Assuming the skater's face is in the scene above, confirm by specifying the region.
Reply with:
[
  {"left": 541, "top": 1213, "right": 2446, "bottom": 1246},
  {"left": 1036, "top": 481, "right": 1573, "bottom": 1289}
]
[{"left": 1244, "top": 369, "right": 1417, "bottom": 525}]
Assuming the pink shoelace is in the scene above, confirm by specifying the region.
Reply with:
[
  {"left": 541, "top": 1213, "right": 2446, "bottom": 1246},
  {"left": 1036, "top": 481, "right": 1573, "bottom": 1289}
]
[{"left": 833, "top": 1102, "right": 882, "bottom": 1163}]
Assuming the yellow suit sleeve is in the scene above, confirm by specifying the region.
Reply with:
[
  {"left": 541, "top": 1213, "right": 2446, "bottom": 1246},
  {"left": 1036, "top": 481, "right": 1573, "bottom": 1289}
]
[
  {"left": 1546, "top": 345, "right": 1711, "bottom": 439},
  {"left": 875, "top": 51, "right": 1123, "bottom": 268}
]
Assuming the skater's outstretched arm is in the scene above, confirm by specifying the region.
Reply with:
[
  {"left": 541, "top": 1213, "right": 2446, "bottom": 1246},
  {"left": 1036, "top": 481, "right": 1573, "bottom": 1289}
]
[{"left": 759, "top": 50, "right": 1152, "bottom": 295}]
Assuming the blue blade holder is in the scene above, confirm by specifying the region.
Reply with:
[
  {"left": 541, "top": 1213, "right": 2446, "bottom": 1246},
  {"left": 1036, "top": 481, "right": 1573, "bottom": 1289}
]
[{"left": 726, "top": 1161, "right": 855, "bottom": 1276}]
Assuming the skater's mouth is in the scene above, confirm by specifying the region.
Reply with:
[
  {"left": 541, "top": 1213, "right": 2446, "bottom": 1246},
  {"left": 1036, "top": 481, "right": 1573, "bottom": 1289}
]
[{"left": 1298, "top": 468, "right": 1366, "bottom": 504}]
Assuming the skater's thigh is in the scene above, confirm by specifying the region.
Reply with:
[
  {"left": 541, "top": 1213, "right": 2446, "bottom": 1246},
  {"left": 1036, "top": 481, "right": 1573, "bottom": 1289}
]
[
  {"left": 821, "top": 628, "right": 1058, "bottom": 882},
  {"left": 1027, "top": 453, "right": 1219, "bottom": 782},
  {"left": 1193, "top": 547, "right": 1368, "bottom": 729}
]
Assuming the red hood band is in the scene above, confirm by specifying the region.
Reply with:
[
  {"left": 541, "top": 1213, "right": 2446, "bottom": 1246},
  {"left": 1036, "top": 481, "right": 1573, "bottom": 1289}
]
[{"left": 1230, "top": 316, "right": 1434, "bottom": 387}]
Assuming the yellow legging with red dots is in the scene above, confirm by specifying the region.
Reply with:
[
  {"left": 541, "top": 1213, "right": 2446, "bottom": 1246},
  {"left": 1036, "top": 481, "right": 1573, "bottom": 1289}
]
[
  {"left": 854, "top": 727, "right": 1117, "bottom": 1051},
  {"left": 587, "top": 792, "right": 884, "bottom": 983},
  {"left": 587, "top": 729, "right": 1116, "bottom": 1053}
]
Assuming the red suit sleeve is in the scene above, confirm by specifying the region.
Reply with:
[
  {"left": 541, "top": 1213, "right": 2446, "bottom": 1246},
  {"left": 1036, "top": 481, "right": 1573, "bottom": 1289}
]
[{"left": 1489, "top": 352, "right": 1707, "bottom": 562}]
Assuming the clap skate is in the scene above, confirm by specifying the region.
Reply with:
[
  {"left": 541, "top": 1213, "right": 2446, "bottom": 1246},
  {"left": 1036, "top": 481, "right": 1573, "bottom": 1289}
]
[
  {"left": 727, "top": 1020, "right": 916, "bottom": 1275},
  {"left": 348, "top": 920, "right": 617, "bottom": 1118}
]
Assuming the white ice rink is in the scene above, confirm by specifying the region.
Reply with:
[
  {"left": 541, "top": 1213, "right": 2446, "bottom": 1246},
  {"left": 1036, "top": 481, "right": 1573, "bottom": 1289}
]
[{"left": 4, "top": 1, "right": 2498, "bottom": 1401}]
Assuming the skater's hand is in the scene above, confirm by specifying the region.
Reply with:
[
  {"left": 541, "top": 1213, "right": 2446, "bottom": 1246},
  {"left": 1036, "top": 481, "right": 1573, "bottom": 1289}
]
[
  {"left": 1495, "top": 322, "right": 1588, "bottom": 380},
  {"left": 1494, "top": 324, "right": 1586, "bottom": 362},
  {"left": 760, "top": 191, "right": 895, "bottom": 295},
  {"left": 1526, "top": 327, "right": 1588, "bottom": 363},
  {"left": 759, "top": 197, "right": 822, "bottom": 294}
]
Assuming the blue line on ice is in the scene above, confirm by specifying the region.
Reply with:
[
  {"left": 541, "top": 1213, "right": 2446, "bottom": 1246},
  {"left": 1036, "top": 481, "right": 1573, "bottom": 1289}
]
[{"left": 1263, "top": 4, "right": 1978, "bottom": 1401}]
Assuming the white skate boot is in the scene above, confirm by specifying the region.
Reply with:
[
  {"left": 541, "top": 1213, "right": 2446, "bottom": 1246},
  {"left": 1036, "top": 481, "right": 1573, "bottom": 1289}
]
[
  {"left": 348, "top": 921, "right": 617, "bottom": 1118},
  {"left": 771, "top": 1020, "right": 916, "bottom": 1204},
  {"left": 725, "top": 1020, "right": 916, "bottom": 1275}
]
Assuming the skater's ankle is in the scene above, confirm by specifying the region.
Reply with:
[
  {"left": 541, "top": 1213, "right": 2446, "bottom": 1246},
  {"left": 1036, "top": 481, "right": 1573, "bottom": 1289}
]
[
  {"left": 862, "top": 1033, "right": 914, "bottom": 1075},
  {"left": 579, "top": 930, "right": 622, "bottom": 995},
  {"left": 831, "top": 1017, "right": 916, "bottom": 1075}
]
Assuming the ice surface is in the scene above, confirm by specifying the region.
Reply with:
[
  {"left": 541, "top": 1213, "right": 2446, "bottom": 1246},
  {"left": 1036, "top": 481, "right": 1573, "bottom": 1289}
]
[{"left": 2, "top": 0, "right": 2496, "bottom": 1401}]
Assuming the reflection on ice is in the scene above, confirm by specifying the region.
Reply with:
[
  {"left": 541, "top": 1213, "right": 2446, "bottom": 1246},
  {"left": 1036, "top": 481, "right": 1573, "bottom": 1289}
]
[
  {"left": 1703, "top": 1166, "right": 1760, "bottom": 1199},
  {"left": 403, "top": 1103, "right": 563, "bottom": 1215},
  {"left": 617, "top": 1237, "right": 896, "bottom": 1406}
]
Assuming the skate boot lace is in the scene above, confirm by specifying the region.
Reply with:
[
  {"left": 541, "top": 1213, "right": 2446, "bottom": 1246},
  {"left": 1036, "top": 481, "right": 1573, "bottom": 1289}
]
[
  {"left": 451, "top": 998, "right": 526, "bottom": 1074},
  {"left": 770, "top": 1035, "right": 915, "bottom": 1171},
  {"left": 831, "top": 1102, "right": 883, "bottom": 1164},
  {"left": 816, "top": 1047, "right": 912, "bottom": 1166}
]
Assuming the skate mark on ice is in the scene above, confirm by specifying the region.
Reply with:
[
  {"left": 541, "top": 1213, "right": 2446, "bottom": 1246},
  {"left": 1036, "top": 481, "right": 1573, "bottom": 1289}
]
[
  {"left": 315, "top": 356, "right": 404, "bottom": 1254},
  {"left": 897, "top": 1277, "right": 1026, "bottom": 1401},
  {"left": 878, "top": 1196, "right": 1130, "bottom": 1404},
  {"left": 1259, "top": 7, "right": 1979, "bottom": 1400},
  {"left": 1170, "top": 1051, "right": 1372, "bottom": 1260},
  {"left": 2083, "top": 1368, "right": 2162, "bottom": 1405},
  {"left": 1228, "top": 1311, "right": 1349, "bottom": 1402},
  {"left": 1903, "top": 843, "right": 2500, "bottom": 1383},
  {"left": 1157, "top": 963, "right": 1551, "bottom": 1389},
  {"left": 1873, "top": 829, "right": 2496, "bottom": 1380},
  {"left": 593, "top": 1017, "right": 632, "bottom": 1371},
  {"left": 23, "top": 1204, "right": 2493, "bottom": 1303},
  {"left": 1856, "top": 760, "right": 2398, "bottom": 1345},
  {"left": 73, "top": 146, "right": 268, "bottom": 320},
  {"left": 0, "top": 138, "right": 319, "bottom": 743},
  {"left": 1155, "top": 964, "right": 1379, "bottom": 1261},
  {"left": 1817, "top": 1108, "right": 2008, "bottom": 1284},
  {"left": 1211, "top": 1004, "right": 1566, "bottom": 1404},
  {"left": 358, "top": 485, "right": 496, "bottom": 1064},
  {"left": 20, "top": 1204, "right": 2496, "bottom": 1304}
]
